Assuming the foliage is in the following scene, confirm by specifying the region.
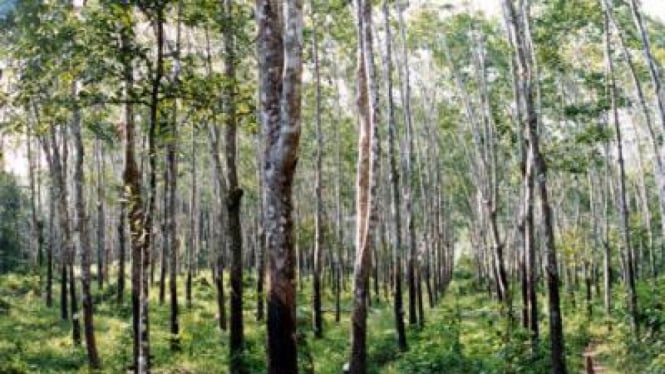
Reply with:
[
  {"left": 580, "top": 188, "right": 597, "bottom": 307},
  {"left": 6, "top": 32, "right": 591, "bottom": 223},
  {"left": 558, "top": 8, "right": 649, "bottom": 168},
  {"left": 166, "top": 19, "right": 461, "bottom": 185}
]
[{"left": 0, "top": 172, "right": 29, "bottom": 274}]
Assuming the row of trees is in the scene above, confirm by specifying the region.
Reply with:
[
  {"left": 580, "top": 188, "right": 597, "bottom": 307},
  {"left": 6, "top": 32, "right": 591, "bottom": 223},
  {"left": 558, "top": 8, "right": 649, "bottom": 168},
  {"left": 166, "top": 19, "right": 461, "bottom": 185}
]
[{"left": 1, "top": 0, "right": 665, "bottom": 373}]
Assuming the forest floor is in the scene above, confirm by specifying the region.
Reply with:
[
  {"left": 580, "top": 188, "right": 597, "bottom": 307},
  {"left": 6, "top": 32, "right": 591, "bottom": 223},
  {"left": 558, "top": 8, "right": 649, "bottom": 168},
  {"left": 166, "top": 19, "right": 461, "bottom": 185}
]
[{"left": 0, "top": 264, "right": 659, "bottom": 373}]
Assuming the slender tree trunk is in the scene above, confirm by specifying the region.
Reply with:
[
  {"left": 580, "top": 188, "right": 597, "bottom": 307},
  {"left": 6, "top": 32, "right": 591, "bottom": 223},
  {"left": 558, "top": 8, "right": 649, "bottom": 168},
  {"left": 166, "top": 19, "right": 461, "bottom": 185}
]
[
  {"left": 96, "top": 138, "right": 105, "bottom": 291},
  {"left": 604, "top": 0, "right": 662, "bottom": 277},
  {"left": 159, "top": 166, "right": 168, "bottom": 305},
  {"left": 333, "top": 56, "right": 344, "bottom": 325},
  {"left": 167, "top": 96, "right": 179, "bottom": 352},
  {"left": 255, "top": 134, "right": 266, "bottom": 322},
  {"left": 203, "top": 27, "right": 228, "bottom": 333},
  {"left": 27, "top": 123, "right": 39, "bottom": 276},
  {"left": 396, "top": 3, "right": 418, "bottom": 327},
  {"left": 603, "top": 7, "right": 639, "bottom": 336},
  {"left": 47, "top": 174, "right": 54, "bottom": 308},
  {"left": 503, "top": 1, "right": 566, "bottom": 372},
  {"left": 120, "top": 4, "right": 149, "bottom": 371},
  {"left": 627, "top": 0, "right": 665, "bottom": 131},
  {"left": 312, "top": 17, "right": 324, "bottom": 339},
  {"left": 72, "top": 91, "right": 101, "bottom": 369},
  {"left": 349, "top": 0, "right": 380, "bottom": 372},
  {"left": 118, "top": 196, "right": 126, "bottom": 304},
  {"left": 222, "top": 0, "right": 245, "bottom": 367}
]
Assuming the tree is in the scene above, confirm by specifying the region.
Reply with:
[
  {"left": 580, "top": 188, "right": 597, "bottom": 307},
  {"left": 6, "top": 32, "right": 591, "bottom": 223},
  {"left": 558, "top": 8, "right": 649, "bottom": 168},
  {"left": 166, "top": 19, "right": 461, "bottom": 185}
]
[
  {"left": 256, "top": 0, "right": 304, "bottom": 372},
  {"left": 349, "top": 0, "right": 379, "bottom": 372},
  {"left": 396, "top": 2, "right": 419, "bottom": 327},
  {"left": 71, "top": 83, "right": 101, "bottom": 369},
  {"left": 602, "top": 1, "right": 639, "bottom": 336},
  {"left": 381, "top": 0, "right": 408, "bottom": 352},
  {"left": 503, "top": 1, "right": 567, "bottom": 372},
  {"left": 222, "top": 0, "right": 245, "bottom": 367},
  {"left": 311, "top": 5, "right": 324, "bottom": 339},
  {"left": 119, "top": 2, "right": 150, "bottom": 371}
]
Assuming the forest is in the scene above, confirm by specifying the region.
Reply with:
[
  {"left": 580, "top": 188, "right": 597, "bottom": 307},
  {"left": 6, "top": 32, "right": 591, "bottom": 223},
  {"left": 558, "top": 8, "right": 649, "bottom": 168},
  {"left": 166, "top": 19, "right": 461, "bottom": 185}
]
[{"left": 1, "top": 0, "right": 665, "bottom": 373}]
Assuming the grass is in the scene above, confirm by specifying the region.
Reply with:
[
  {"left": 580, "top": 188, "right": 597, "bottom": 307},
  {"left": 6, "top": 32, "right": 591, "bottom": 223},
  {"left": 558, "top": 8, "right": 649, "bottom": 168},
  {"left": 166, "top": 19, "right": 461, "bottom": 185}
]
[{"left": 0, "top": 264, "right": 662, "bottom": 373}]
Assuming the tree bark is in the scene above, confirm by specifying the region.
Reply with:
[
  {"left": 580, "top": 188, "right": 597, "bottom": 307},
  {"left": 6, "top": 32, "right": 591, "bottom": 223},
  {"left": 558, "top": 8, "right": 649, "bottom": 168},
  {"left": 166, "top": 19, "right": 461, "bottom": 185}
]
[
  {"left": 222, "top": 0, "right": 245, "bottom": 367},
  {"left": 120, "top": 3, "right": 150, "bottom": 370},
  {"left": 312, "top": 16, "right": 324, "bottom": 339},
  {"left": 256, "top": 0, "right": 304, "bottom": 372},
  {"left": 72, "top": 87, "right": 101, "bottom": 369},
  {"left": 96, "top": 138, "right": 105, "bottom": 291},
  {"left": 396, "top": 3, "right": 418, "bottom": 327},
  {"left": 603, "top": 7, "right": 639, "bottom": 336},
  {"left": 382, "top": 0, "right": 407, "bottom": 351},
  {"left": 503, "top": 0, "right": 566, "bottom": 372},
  {"left": 349, "top": 0, "right": 380, "bottom": 372}
]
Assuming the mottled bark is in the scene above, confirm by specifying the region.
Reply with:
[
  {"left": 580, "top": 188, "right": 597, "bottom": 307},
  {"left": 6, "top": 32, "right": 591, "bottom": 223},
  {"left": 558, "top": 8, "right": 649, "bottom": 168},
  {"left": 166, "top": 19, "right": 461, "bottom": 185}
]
[
  {"left": 256, "top": 0, "right": 304, "bottom": 372},
  {"left": 120, "top": 3, "right": 149, "bottom": 371},
  {"left": 312, "top": 19, "right": 324, "bottom": 339},
  {"left": 349, "top": 0, "right": 380, "bottom": 372}
]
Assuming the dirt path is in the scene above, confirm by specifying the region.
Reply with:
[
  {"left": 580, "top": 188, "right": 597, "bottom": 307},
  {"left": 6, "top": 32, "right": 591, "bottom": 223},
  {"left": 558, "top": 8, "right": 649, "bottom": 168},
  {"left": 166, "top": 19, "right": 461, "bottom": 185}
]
[{"left": 583, "top": 343, "right": 606, "bottom": 374}]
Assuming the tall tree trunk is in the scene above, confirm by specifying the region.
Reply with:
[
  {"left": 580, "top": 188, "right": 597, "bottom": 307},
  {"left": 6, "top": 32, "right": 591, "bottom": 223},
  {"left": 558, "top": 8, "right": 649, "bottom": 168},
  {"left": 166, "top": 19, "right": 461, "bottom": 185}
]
[
  {"left": 396, "top": 3, "right": 418, "bottom": 327},
  {"left": 382, "top": 0, "right": 407, "bottom": 351},
  {"left": 118, "top": 196, "right": 126, "bottom": 304},
  {"left": 96, "top": 138, "right": 105, "bottom": 291},
  {"left": 72, "top": 89, "right": 101, "bottom": 369},
  {"left": 603, "top": 7, "right": 639, "bottom": 336},
  {"left": 503, "top": 1, "right": 566, "bottom": 372},
  {"left": 349, "top": 0, "right": 380, "bottom": 372},
  {"left": 333, "top": 57, "right": 344, "bottom": 325},
  {"left": 222, "top": 0, "right": 245, "bottom": 368},
  {"left": 120, "top": 4, "right": 150, "bottom": 371},
  {"left": 47, "top": 169, "right": 54, "bottom": 308},
  {"left": 255, "top": 134, "right": 266, "bottom": 322},
  {"left": 256, "top": 0, "right": 304, "bottom": 372},
  {"left": 187, "top": 124, "right": 196, "bottom": 310},
  {"left": 628, "top": 0, "right": 665, "bottom": 131},
  {"left": 505, "top": 9, "right": 538, "bottom": 335},
  {"left": 166, "top": 94, "right": 179, "bottom": 353},
  {"left": 203, "top": 27, "right": 228, "bottom": 332},
  {"left": 312, "top": 15, "right": 324, "bottom": 339},
  {"left": 604, "top": 0, "right": 661, "bottom": 277},
  {"left": 27, "top": 122, "right": 39, "bottom": 277},
  {"left": 159, "top": 166, "right": 168, "bottom": 305}
]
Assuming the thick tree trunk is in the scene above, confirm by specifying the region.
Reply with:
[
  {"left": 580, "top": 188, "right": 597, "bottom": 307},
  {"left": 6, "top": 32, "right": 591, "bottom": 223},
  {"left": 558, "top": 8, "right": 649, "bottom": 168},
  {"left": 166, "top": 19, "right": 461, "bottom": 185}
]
[{"left": 256, "top": 1, "right": 304, "bottom": 372}]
